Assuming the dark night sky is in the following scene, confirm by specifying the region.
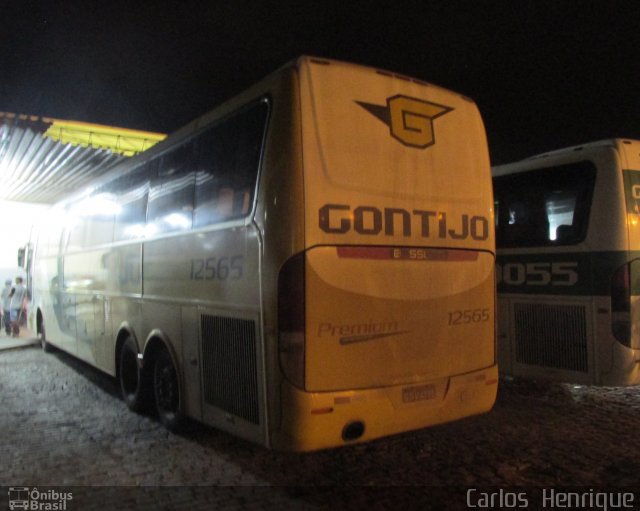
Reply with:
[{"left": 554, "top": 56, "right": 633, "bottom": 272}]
[{"left": 2, "top": 0, "right": 639, "bottom": 164}]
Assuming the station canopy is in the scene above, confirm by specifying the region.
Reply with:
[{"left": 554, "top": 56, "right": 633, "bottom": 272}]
[{"left": 0, "top": 112, "right": 166, "bottom": 204}]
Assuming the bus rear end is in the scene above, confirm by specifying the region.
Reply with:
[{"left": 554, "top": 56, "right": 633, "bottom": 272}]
[
  {"left": 276, "top": 58, "right": 497, "bottom": 451},
  {"left": 493, "top": 139, "right": 640, "bottom": 386}
]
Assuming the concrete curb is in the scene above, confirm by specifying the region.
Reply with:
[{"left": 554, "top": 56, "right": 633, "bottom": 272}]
[{"left": 0, "top": 334, "right": 39, "bottom": 351}]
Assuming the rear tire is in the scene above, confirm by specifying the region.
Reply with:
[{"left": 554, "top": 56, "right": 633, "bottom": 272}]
[
  {"left": 119, "top": 336, "right": 149, "bottom": 413},
  {"left": 153, "top": 346, "right": 183, "bottom": 431}
]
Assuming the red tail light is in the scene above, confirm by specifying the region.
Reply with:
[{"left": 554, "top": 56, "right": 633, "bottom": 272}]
[
  {"left": 611, "top": 262, "right": 631, "bottom": 346},
  {"left": 278, "top": 253, "right": 305, "bottom": 388}
]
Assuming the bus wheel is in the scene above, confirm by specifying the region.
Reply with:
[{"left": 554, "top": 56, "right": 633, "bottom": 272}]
[
  {"left": 153, "top": 346, "right": 183, "bottom": 431},
  {"left": 119, "top": 336, "right": 147, "bottom": 413},
  {"left": 39, "top": 322, "right": 54, "bottom": 353}
]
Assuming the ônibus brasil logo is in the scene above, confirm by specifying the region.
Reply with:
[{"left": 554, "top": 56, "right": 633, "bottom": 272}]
[{"left": 8, "top": 487, "right": 73, "bottom": 510}]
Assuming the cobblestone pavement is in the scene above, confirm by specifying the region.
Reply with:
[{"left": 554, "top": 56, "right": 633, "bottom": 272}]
[{"left": 1, "top": 344, "right": 639, "bottom": 510}]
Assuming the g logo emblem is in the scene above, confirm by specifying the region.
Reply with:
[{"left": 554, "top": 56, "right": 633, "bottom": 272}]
[
  {"left": 356, "top": 95, "right": 453, "bottom": 149},
  {"left": 388, "top": 96, "right": 451, "bottom": 148}
]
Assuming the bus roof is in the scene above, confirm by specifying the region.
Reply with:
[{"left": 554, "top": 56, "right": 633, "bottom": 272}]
[{"left": 493, "top": 138, "right": 640, "bottom": 177}]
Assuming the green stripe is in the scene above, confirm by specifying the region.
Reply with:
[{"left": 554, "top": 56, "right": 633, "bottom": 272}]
[{"left": 496, "top": 251, "right": 640, "bottom": 296}]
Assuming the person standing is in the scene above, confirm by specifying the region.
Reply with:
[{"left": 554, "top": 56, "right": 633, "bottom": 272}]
[
  {"left": 1, "top": 279, "right": 11, "bottom": 335},
  {"left": 9, "top": 277, "right": 27, "bottom": 337}
]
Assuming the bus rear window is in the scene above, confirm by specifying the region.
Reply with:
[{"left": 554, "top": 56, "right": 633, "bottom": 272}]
[{"left": 494, "top": 161, "right": 596, "bottom": 248}]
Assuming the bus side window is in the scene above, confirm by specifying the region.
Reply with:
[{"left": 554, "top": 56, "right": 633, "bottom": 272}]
[
  {"left": 194, "top": 170, "right": 219, "bottom": 227},
  {"left": 214, "top": 187, "right": 250, "bottom": 217},
  {"left": 216, "top": 187, "right": 234, "bottom": 218},
  {"left": 147, "top": 144, "right": 196, "bottom": 234},
  {"left": 85, "top": 192, "right": 116, "bottom": 247},
  {"left": 65, "top": 211, "right": 89, "bottom": 252},
  {"left": 193, "top": 101, "right": 268, "bottom": 228},
  {"left": 235, "top": 189, "right": 251, "bottom": 215},
  {"left": 113, "top": 164, "right": 150, "bottom": 241}
]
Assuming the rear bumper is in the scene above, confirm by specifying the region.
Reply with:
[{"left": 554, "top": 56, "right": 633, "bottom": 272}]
[{"left": 272, "top": 364, "right": 498, "bottom": 452}]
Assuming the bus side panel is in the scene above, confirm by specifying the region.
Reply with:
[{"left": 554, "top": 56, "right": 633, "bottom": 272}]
[
  {"left": 34, "top": 255, "right": 77, "bottom": 354},
  {"left": 63, "top": 249, "right": 112, "bottom": 366},
  {"left": 496, "top": 250, "right": 631, "bottom": 385},
  {"left": 620, "top": 139, "right": 640, "bottom": 254},
  {"left": 620, "top": 142, "right": 640, "bottom": 379},
  {"left": 251, "top": 66, "right": 305, "bottom": 445},
  {"left": 142, "top": 225, "right": 266, "bottom": 444}
]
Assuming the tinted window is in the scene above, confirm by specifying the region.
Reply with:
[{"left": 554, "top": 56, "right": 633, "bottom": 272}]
[
  {"left": 73, "top": 98, "right": 269, "bottom": 243},
  {"left": 65, "top": 194, "right": 116, "bottom": 250},
  {"left": 147, "top": 143, "right": 196, "bottom": 234},
  {"left": 85, "top": 194, "right": 116, "bottom": 246},
  {"left": 111, "top": 163, "right": 151, "bottom": 241},
  {"left": 494, "top": 161, "right": 596, "bottom": 247},
  {"left": 194, "top": 100, "right": 268, "bottom": 228}
]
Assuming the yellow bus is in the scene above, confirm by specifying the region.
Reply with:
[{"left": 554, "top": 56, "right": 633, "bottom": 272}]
[
  {"left": 494, "top": 139, "right": 640, "bottom": 385},
  {"left": 28, "top": 56, "right": 497, "bottom": 451}
]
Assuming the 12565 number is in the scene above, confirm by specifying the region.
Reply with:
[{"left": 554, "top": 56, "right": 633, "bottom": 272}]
[
  {"left": 190, "top": 255, "right": 243, "bottom": 281},
  {"left": 448, "top": 308, "right": 490, "bottom": 326}
]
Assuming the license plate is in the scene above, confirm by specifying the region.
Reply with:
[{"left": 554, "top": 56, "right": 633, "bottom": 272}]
[{"left": 402, "top": 384, "right": 436, "bottom": 403}]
